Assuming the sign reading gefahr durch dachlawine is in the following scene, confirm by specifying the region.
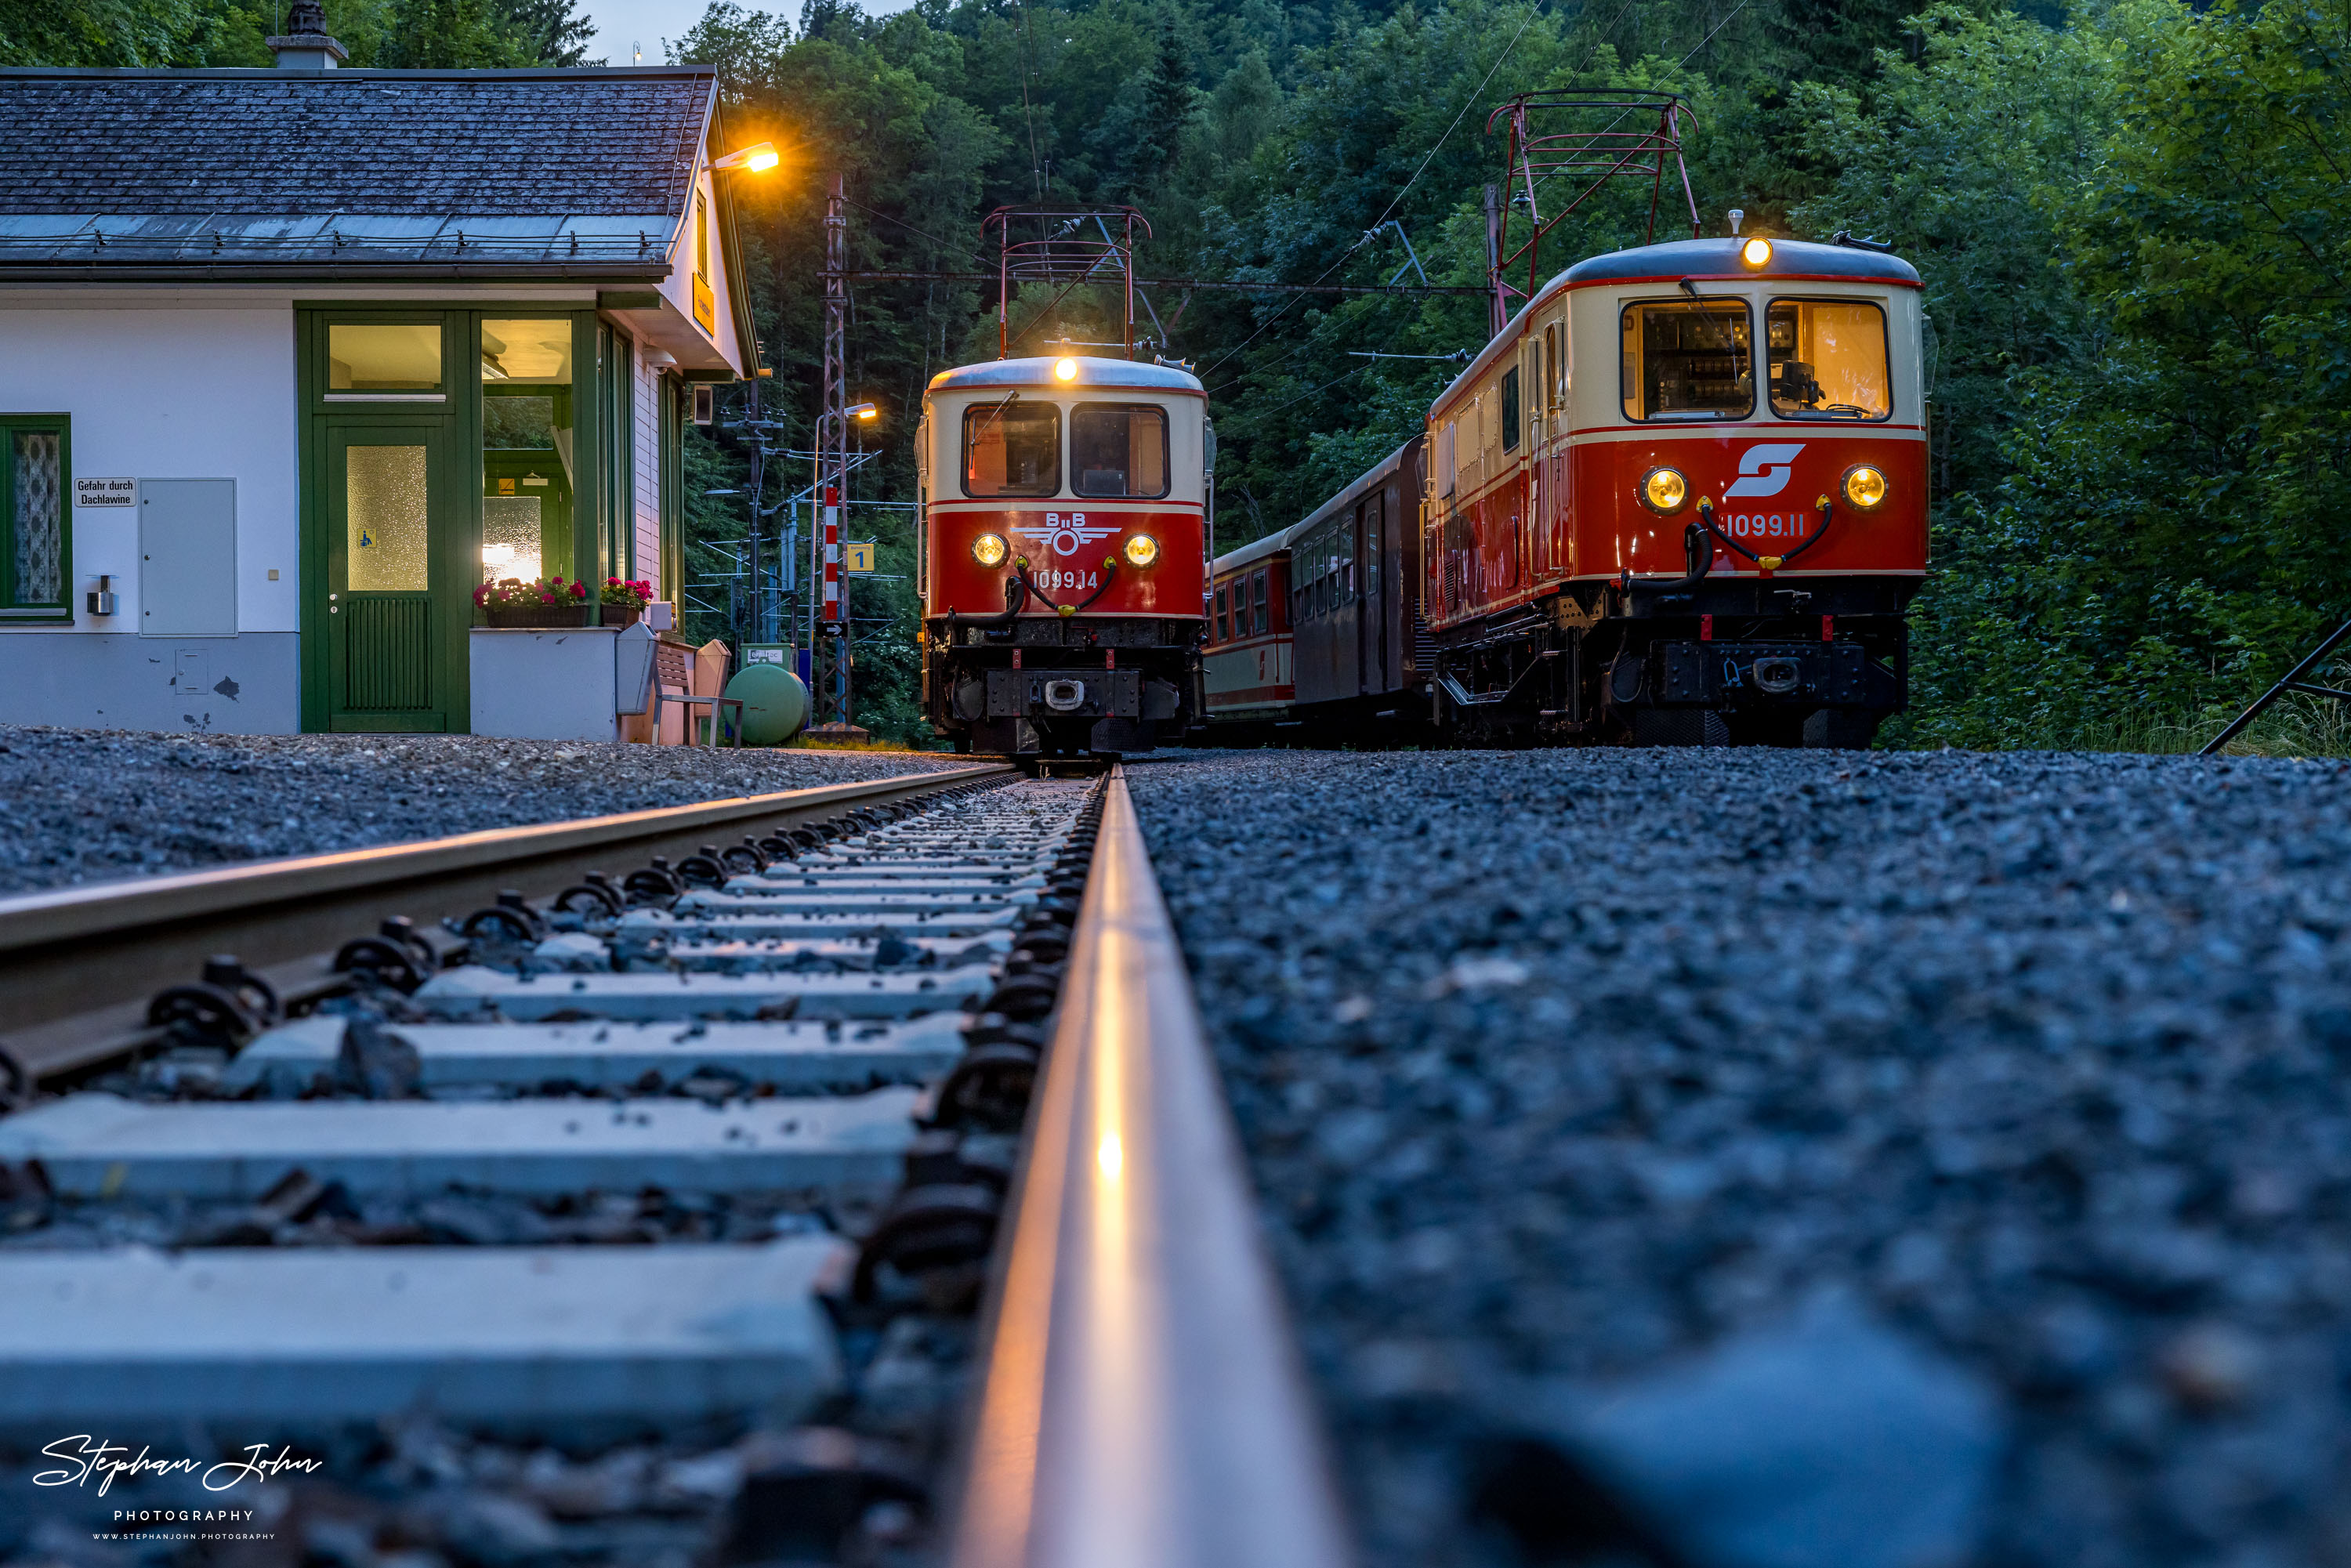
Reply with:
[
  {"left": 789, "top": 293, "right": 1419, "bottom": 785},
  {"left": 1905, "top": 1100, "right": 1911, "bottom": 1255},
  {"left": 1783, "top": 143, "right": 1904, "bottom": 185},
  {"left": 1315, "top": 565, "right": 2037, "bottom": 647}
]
[{"left": 74, "top": 477, "right": 136, "bottom": 508}]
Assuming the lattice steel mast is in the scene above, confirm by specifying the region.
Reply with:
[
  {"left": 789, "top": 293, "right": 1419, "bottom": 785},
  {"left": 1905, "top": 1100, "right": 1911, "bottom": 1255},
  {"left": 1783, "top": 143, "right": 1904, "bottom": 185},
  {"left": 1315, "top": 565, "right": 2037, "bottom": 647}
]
[{"left": 813, "top": 172, "right": 850, "bottom": 727}]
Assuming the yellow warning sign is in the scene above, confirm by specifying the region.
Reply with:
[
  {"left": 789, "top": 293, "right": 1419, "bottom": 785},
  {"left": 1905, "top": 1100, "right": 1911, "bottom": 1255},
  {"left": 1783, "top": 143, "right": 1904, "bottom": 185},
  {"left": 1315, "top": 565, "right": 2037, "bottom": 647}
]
[{"left": 845, "top": 540, "right": 875, "bottom": 574}]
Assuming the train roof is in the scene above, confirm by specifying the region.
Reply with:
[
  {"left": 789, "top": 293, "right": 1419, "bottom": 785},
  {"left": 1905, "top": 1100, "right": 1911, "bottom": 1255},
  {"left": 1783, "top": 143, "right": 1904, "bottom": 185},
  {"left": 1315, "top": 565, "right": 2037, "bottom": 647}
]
[
  {"left": 1212, "top": 435, "right": 1422, "bottom": 575},
  {"left": 927, "top": 355, "right": 1206, "bottom": 396},
  {"left": 1213, "top": 523, "right": 1295, "bottom": 575},
  {"left": 1563, "top": 234, "right": 1920, "bottom": 287},
  {"left": 1432, "top": 236, "right": 1919, "bottom": 416},
  {"left": 1291, "top": 437, "right": 1419, "bottom": 542}
]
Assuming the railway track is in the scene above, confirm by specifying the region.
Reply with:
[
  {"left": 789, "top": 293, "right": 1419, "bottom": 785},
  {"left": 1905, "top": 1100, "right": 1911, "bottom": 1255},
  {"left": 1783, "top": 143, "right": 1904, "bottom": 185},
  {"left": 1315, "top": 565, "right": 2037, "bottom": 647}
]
[{"left": 0, "top": 765, "right": 1344, "bottom": 1567}]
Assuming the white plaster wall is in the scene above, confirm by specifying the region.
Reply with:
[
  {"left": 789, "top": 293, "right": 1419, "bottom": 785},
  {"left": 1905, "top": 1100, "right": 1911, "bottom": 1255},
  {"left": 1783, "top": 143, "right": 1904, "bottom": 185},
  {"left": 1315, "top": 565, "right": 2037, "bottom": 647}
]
[
  {"left": 658, "top": 161, "right": 745, "bottom": 373},
  {"left": 0, "top": 302, "right": 297, "bottom": 635},
  {"left": 632, "top": 349, "right": 662, "bottom": 595}
]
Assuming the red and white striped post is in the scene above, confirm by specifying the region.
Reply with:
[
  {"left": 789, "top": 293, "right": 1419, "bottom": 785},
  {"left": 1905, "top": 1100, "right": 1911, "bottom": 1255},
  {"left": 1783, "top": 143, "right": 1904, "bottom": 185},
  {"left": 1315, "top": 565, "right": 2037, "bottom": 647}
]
[{"left": 822, "top": 483, "right": 841, "bottom": 627}]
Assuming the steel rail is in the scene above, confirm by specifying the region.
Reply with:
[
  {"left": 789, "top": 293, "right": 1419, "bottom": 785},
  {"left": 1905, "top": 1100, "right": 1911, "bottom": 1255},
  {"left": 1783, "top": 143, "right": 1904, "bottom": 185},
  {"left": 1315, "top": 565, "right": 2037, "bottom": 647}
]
[
  {"left": 0, "top": 762, "right": 1012, "bottom": 1081},
  {"left": 949, "top": 766, "right": 1350, "bottom": 1568}
]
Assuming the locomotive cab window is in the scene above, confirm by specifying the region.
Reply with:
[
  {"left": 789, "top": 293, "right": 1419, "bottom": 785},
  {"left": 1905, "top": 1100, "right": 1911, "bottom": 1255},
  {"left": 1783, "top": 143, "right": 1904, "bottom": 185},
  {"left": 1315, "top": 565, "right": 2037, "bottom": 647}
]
[
  {"left": 963, "top": 400, "right": 1060, "bottom": 498},
  {"left": 1071, "top": 404, "right": 1169, "bottom": 498},
  {"left": 1620, "top": 300, "right": 1752, "bottom": 421},
  {"left": 1767, "top": 300, "right": 1891, "bottom": 421}
]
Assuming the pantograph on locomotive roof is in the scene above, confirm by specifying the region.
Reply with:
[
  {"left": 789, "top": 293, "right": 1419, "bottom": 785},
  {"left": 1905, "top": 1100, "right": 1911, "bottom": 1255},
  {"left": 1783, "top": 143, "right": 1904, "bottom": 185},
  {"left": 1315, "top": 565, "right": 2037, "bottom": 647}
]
[
  {"left": 1484, "top": 89, "right": 1703, "bottom": 335},
  {"left": 983, "top": 205, "right": 1152, "bottom": 360}
]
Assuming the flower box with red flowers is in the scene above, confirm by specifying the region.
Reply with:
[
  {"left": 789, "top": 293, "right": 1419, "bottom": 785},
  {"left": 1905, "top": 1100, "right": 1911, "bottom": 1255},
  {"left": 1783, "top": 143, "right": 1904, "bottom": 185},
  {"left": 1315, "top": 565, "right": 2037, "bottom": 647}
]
[
  {"left": 476, "top": 574, "right": 591, "bottom": 628},
  {"left": 600, "top": 577, "right": 655, "bottom": 628}
]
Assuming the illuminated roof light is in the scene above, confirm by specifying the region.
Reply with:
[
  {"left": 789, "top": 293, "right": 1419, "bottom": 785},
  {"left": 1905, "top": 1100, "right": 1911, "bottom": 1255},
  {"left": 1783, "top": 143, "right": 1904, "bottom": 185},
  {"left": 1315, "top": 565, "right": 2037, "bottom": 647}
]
[
  {"left": 1741, "top": 237, "right": 1773, "bottom": 269},
  {"left": 1053, "top": 357, "right": 1079, "bottom": 382}
]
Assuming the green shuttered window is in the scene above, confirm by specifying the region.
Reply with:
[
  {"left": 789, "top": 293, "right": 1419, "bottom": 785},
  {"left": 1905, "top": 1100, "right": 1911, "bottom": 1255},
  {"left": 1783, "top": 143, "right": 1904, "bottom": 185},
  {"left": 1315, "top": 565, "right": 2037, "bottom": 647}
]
[{"left": 0, "top": 418, "right": 69, "bottom": 616}]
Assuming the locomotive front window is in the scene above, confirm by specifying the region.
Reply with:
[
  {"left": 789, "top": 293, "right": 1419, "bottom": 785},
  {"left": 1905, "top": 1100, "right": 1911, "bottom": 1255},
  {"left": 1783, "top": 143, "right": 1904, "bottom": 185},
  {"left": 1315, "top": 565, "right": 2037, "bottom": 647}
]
[
  {"left": 1767, "top": 300, "right": 1891, "bottom": 421},
  {"left": 1619, "top": 300, "right": 1753, "bottom": 422},
  {"left": 963, "top": 400, "right": 1060, "bottom": 498},
  {"left": 1071, "top": 404, "right": 1170, "bottom": 498}
]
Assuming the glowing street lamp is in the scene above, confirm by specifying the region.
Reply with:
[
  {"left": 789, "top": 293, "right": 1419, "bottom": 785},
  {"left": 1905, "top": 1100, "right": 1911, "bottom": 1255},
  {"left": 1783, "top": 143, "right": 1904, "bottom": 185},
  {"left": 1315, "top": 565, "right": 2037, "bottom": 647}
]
[{"left": 712, "top": 141, "right": 781, "bottom": 174}]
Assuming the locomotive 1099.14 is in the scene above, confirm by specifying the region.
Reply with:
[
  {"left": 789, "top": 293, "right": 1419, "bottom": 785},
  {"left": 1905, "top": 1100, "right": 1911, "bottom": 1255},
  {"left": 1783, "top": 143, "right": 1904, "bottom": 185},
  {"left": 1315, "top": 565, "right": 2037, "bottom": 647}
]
[{"left": 918, "top": 355, "right": 1208, "bottom": 759}]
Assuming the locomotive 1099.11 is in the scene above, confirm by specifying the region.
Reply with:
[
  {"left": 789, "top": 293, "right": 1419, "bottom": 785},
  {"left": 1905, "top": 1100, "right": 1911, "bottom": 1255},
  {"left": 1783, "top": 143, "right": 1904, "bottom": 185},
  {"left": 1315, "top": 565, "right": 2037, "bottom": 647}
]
[
  {"left": 1204, "top": 230, "right": 1929, "bottom": 748},
  {"left": 918, "top": 355, "right": 1208, "bottom": 758}
]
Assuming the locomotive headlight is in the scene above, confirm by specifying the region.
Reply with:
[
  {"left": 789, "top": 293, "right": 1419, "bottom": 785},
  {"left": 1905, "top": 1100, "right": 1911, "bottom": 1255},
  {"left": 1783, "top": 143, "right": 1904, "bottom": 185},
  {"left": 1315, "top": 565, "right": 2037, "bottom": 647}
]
[
  {"left": 1741, "top": 237, "right": 1773, "bottom": 269},
  {"left": 971, "top": 531, "right": 1009, "bottom": 567},
  {"left": 1842, "top": 464, "right": 1889, "bottom": 510},
  {"left": 1123, "top": 533, "right": 1159, "bottom": 567},
  {"left": 1639, "top": 466, "right": 1690, "bottom": 515},
  {"left": 1054, "top": 357, "right": 1079, "bottom": 382}
]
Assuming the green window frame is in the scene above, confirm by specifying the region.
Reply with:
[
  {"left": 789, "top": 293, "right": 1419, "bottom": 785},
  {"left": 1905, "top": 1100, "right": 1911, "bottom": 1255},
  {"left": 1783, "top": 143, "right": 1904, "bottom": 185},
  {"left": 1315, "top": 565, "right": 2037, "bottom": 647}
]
[{"left": 0, "top": 415, "right": 71, "bottom": 619}]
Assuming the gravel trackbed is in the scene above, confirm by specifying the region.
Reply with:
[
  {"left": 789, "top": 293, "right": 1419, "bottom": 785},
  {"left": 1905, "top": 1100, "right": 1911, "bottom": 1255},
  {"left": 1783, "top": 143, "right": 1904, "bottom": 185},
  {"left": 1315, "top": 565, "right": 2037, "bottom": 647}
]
[
  {"left": 1130, "top": 748, "right": 2351, "bottom": 1568},
  {"left": 0, "top": 727, "right": 966, "bottom": 894}
]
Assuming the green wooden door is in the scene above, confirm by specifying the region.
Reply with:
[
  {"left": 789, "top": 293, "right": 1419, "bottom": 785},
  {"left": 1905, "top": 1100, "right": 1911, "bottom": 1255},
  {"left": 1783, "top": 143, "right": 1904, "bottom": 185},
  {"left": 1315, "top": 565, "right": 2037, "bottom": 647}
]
[{"left": 325, "top": 427, "right": 451, "bottom": 731}]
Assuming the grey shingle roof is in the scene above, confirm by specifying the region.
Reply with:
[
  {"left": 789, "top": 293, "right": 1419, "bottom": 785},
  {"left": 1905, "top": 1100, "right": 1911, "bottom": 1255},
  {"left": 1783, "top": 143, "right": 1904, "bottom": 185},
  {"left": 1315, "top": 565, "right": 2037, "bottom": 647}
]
[
  {"left": 0, "top": 68, "right": 712, "bottom": 215},
  {"left": 0, "top": 67, "right": 717, "bottom": 277}
]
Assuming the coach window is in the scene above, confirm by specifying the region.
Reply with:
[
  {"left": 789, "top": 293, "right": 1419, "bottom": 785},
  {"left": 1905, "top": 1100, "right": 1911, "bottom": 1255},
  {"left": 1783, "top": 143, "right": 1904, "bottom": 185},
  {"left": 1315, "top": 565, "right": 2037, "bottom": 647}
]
[
  {"left": 1767, "top": 300, "right": 1891, "bottom": 420},
  {"left": 1214, "top": 584, "right": 1230, "bottom": 640},
  {"left": 1501, "top": 366, "right": 1521, "bottom": 453},
  {"left": 1252, "top": 569, "right": 1269, "bottom": 633},
  {"left": 963, "top": 400, "right": 1060, "bottom": 497},
  {"left": 1619, "top": 300, "right": 1752, "bottom": 421},
  {"left": 1071, "top": 404, "right": 1169, "bottom": 498}
]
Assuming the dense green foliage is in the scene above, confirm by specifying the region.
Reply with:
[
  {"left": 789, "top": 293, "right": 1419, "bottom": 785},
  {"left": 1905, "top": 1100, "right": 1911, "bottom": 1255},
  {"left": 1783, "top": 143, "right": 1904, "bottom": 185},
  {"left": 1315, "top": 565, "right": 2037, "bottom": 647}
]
[
  {"left": 670, "top": 0, "right": 2351, "bottom": 747},
  {"left": 14, "top": 0, "right": 2346, "bottom": 748},
  {"left": 0, "top": 0, "right": 595, "bottom": 68}
]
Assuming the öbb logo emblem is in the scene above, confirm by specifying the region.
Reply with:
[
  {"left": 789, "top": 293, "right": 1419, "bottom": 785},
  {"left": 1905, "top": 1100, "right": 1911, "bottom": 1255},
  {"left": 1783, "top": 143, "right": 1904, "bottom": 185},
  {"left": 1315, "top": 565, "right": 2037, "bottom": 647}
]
[
  {"left": 1722, "top": 443, "right": 1806, "bottom": 499},
  {"left": 1015, "top": 512, "right": 1118, "bottom": 558}
]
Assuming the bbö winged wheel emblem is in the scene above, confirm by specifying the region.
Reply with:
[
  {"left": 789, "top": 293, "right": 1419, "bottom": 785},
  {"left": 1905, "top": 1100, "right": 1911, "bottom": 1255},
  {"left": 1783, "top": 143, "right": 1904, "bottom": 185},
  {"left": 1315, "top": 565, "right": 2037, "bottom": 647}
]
[
  {"left": 1722, "top": 443, "right": 1806, "bottom": 499},
  {"left": 1014, "top": 512, "right": 1119, "bottom": 557}
]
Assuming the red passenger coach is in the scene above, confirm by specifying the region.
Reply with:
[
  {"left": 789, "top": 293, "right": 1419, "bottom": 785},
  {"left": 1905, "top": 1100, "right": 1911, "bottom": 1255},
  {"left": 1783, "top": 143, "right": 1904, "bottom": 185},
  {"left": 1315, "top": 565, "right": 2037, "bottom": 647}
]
[
  {"left": 919, "top": 356, "right": 1209, "bottom": 757},
  {"left": 1423, "top": 234, "right": 1929, "bottom": 746},
  {"left": 1203, "top": 528, "right": 1294, "bottom": 724}
]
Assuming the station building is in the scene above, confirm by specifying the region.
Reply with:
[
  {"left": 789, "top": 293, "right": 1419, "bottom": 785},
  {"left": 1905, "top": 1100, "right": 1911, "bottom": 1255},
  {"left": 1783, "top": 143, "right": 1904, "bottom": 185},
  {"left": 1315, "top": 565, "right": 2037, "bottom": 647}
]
[{"left": 0, "top": 28, "right": 760, "bottom": 735}]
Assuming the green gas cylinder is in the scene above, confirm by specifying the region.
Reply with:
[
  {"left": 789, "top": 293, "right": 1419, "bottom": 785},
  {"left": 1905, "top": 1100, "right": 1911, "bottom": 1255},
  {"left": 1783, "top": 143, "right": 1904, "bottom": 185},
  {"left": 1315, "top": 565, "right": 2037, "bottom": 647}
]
[{"left": 723, "top": 661, "right": 810, "bottom": 746}]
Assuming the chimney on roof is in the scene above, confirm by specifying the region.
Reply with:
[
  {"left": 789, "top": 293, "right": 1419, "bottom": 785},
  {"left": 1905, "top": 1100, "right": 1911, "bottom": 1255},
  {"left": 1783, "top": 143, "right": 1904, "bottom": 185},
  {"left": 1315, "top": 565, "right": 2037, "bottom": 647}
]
[{"left": 267, "top": 0, "right": 348, "bottom": 68}]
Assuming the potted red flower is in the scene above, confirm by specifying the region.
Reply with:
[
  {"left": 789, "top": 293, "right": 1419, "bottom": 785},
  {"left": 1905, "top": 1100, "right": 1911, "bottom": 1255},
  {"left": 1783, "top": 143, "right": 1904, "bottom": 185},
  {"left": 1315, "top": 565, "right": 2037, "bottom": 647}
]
[
  {"left": 476, "top": 574, "right": 591, "bottom": 628},
  {"left": 601, "top": 577, "right": 654, "bottom": 628}
]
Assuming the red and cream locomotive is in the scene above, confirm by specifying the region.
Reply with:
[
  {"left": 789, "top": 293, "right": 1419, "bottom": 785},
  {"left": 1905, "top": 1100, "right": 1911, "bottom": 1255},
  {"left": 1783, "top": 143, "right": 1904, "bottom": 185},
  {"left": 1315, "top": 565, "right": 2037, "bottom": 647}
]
[
  {"left": 1420, "top": 230, "right": 1928, "bottom": 746},
  {"left": 1201, "top": 93, "right": 1927, "bottom": 748},
  {"left": 918, "top": 354, "right": 1208, "bottom": 757}
]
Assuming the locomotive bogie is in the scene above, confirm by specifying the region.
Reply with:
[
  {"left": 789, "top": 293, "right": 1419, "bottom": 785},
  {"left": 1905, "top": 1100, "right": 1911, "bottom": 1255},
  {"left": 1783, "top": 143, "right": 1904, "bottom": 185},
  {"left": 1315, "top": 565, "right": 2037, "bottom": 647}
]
[{"left": 918, "top": 357, "right": 1209, "bottom": 758}]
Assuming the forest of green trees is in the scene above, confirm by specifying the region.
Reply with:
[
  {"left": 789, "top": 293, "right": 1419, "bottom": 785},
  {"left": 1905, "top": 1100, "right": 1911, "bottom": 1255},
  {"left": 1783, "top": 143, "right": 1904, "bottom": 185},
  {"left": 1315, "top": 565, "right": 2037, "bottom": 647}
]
[{"left": 13, "top": 0, "right": 2346, "bottom": 749}]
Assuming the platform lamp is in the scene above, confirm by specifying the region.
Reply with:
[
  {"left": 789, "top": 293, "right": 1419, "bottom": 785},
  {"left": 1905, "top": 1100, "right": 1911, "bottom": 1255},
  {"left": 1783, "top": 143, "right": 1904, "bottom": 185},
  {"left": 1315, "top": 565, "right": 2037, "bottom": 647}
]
[{"left": 712, "top": 141, "right": 781, "bottom": 174}]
